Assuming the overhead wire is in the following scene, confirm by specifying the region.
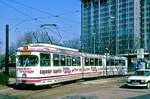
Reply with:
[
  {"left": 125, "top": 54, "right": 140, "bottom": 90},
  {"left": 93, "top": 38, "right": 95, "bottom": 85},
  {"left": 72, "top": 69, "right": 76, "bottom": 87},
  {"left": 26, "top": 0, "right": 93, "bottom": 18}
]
[
  {"left": 8, "top": 0, "right": 80, "bottom": 24},
  {"left": 0, "top": 0, "right": 33, "bottom": 20},
  {"left": 0, "top": 17, "right": 28, "bottom": 21},
  {"left": 0, "top": 0, "right": 80, "bottom": 31},
  {"left": 0, "top": 1, "right": 46, "bottom": 44},
  {"left": 0, "top": 0, "right": 80, "bottom": 28},
  {"left": 0, "top": 0, "right": 45, "bottom": 29},
  {"left": 9, "top": 0, "right": 80, "bottom": 41},
  {"left": 55, "top": 10, "right": 79, "bottom": 17},
  {"left": 0, "top": 0, "right": 80, "bottom": 44},
  {"left": 59, "top": 28, "right": 80, "bottom": 39}
]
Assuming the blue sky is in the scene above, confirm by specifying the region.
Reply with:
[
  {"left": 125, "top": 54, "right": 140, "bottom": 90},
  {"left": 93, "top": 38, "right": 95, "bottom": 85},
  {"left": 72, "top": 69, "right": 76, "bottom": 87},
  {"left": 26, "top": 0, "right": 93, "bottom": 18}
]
[{"left": 0, "top": 0, "right": 81, "bottom": 51}]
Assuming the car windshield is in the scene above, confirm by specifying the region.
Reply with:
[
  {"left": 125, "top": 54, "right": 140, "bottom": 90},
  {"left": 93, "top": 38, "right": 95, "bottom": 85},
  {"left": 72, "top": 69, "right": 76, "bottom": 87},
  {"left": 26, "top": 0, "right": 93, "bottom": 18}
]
[
  {"left": 134, "top": 71, "right": 150, "bottom": 76},
  {"left": 17, "top": 55, "right": 38, "bottom": 67}
]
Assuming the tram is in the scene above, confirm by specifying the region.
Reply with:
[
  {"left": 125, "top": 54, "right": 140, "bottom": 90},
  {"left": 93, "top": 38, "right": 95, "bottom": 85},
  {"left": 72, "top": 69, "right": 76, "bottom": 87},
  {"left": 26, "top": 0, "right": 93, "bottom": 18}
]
[{"left": 16, "top": 43, "right": 127, "bottom": 86}]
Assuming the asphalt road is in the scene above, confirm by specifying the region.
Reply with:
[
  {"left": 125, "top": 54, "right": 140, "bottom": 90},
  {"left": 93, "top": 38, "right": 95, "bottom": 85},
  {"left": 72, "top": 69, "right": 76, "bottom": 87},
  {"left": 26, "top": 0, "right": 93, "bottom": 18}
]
[{"left": 0, "top": 76, "right": 150, "bottom": 99}]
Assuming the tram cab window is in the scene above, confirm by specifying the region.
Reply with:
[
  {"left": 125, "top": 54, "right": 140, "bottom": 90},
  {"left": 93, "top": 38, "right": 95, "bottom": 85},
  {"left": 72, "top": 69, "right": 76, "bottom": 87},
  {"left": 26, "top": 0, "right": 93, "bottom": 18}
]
[
  {"left": 53, "top": 54, "right": 60, "bottom": 66},
  {"left": 40, "top": 53, "right": 51, "bottom": 66},
  {"left": 60, "top": 55, "right": 66, "bottom": 66},
  {"left": 85, "top": 58, "right": 90, "bottom": 66},
  {"left": 90, "top": 58, "right": 94, "bottom": 66},
  {"left": 66, "top": 56, "right": 72, "bottom": 66},
  {"left": 17, "top": 55, "right": 38, "bottom": 67}
]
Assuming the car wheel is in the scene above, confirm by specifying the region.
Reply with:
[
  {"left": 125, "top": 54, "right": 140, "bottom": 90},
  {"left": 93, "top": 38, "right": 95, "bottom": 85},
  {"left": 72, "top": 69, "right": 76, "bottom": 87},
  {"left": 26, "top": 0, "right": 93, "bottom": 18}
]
[{"left": 147, "top": 82, "right": 150, "bottom": 89}]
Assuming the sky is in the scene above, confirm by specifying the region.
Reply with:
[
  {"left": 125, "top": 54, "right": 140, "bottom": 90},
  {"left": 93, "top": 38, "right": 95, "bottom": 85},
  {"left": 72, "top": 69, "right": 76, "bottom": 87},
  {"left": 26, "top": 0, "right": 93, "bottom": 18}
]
[{"left": 0, "top": 0, "right": 81, "bottom": 51}]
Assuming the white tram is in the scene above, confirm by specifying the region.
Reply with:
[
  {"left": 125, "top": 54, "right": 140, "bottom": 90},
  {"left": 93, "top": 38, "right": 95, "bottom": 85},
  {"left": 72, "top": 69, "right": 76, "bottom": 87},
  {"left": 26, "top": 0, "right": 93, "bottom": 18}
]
[{"left": 16, "top": 43, "right": 127, "bottom": 86}]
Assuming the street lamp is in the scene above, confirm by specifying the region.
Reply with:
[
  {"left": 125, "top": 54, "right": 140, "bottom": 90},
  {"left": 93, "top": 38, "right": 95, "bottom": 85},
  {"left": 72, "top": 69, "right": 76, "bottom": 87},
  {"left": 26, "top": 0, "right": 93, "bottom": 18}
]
[
  {"left": 92, "top": 33, "right": 96, "bottom": 54},
  {"left": 105, "top": 47, "right": 110, "bottom": 76},
  {"left": 109, "top": 16, "right": 115, "bottom": 55}
]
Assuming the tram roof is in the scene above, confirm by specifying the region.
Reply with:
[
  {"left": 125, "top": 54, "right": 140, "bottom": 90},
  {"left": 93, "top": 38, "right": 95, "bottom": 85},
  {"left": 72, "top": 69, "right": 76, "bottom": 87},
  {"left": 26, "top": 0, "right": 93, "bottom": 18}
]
[
  {"left": 18, "top": 43, "right": 79, "bottom": 52},
  {"left": 29, "top": 43, "right": 79, "bottom": 52}
]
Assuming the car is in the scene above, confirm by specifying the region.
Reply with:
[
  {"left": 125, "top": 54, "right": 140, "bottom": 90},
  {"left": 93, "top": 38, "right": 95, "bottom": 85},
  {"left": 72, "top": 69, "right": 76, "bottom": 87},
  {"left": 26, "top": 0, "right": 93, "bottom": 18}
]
[{"left": 127, "top": 69, "right": 150, "bottom": 88}]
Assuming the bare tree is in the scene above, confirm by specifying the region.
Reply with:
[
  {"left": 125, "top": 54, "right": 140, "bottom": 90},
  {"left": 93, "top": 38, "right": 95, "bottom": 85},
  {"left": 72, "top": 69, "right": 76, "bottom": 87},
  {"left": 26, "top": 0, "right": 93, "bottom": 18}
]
[
  {"left": 24, "top": 32, "right": 33, "bottom": 44},
  {"left": 0, "top": 40, "right": 4, "bottom": 67},
  {"left": 10, "top": 30, "right": 60, "bottom": 52}
]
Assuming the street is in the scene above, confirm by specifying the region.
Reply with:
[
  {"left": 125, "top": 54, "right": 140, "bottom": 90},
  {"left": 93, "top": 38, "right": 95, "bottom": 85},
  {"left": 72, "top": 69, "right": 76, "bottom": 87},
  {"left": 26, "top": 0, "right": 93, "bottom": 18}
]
[{"left": 0, "top": 76, "right": 150, "bottom": 99}]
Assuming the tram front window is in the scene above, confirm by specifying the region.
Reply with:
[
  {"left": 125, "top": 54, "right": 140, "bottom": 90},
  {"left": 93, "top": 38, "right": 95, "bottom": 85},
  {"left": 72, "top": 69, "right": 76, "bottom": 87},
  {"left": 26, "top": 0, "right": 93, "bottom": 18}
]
[{"left": 17, "top": 55, "right": 38, "bottom": 67}]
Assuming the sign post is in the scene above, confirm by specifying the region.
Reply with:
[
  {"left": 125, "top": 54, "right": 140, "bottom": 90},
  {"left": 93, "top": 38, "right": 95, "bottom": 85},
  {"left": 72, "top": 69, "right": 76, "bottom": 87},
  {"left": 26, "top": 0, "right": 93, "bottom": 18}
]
[
  {"left": 137, "top": 48, "right": 145, "bottom": 69},
  {"left": 137, "top": 48, "right": 144, "bottom": 59}
]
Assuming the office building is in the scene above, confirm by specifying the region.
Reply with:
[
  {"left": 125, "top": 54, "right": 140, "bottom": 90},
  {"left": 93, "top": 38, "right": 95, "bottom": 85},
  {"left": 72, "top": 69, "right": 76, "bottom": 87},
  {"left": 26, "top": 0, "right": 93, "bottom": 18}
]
[{"left": 81, "top": 0, "right": 148, "bottom": 55}]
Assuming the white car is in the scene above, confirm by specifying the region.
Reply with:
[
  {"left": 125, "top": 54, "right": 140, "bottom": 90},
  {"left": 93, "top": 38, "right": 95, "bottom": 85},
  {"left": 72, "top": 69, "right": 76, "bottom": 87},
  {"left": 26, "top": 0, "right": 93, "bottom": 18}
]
[{"left": 127, "top": 69, "right": 150, "bottom": 88}]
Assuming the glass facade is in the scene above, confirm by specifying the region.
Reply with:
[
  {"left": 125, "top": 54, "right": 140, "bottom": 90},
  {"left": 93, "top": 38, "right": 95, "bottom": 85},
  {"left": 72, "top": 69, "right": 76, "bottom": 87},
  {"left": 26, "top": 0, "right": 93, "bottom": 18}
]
[
  {"left": 81, "top": 0, "right": 147, "bottom": 55},
  {"left": 141, "top": 0, "right": 150, "bottom": 52}
]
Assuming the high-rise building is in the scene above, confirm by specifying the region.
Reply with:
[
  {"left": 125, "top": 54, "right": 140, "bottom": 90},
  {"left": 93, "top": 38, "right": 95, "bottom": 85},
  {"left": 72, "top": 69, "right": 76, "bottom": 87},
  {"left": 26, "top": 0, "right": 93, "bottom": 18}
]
[
  {"left": 141, "top": 0, "right": 150, "bottom": 52},
  {"left": 81, "top": 0, "right": 149, "bottom": 55}
]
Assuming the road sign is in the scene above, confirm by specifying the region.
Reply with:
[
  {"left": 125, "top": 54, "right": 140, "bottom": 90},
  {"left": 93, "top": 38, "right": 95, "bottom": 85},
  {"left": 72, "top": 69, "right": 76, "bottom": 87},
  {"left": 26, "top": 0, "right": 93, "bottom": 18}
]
[{"left": 137, "top": 48, "right": 144, "bottom": 59}]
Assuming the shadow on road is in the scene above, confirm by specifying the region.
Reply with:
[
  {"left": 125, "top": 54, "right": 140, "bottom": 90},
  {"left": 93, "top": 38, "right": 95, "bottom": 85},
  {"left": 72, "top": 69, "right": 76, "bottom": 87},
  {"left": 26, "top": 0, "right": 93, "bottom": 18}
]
[
  {"left": 7, "top": 80, "right": 77, "bottom": 90},
  {"left": 125, "top": 94, "right": 150, "bottom": 99},
  {"left": 120, "top": 84, "right": 148, "bottom": 89},
  {"left": 8, "top": 83, "right": 51, "bottom": 90},
  {"left": 58, "top": 95, "right": 99, "bottom": 99}
]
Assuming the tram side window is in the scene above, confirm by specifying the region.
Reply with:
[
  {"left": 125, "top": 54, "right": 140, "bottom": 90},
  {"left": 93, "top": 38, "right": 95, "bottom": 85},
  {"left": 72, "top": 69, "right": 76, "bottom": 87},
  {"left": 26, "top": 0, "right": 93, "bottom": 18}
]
[
  {"left": 99, "top": 58, "right": 102, "bottom": 66},
  {"left": 119, "top": 60, "right": 125, "bottom": 66},
  {"left": 107, "top": 59, "right": 115, "bottom": 66},
  {"left": 53, "top": 54, "right": 60, "bottom": 66},
  {"left": 77, "top": 57, "right": 81, "bottom": 66},
  {"left": 90, "top": 58, "right": 94, "bottom": 66},
  {"left": 40, "top": 53, "right": 50, "bottom": 66},
  {"left": 114, "top": 59, "right": 119, "bottom": 66},
  {"left": 72, "top": 57, "right": 77, "bottom": 66},
  {"left": 60, "top": 55, "right": 66, "bottom": 66},
  {"left": 110, "top": 59, "right": 115, "bottom": 66},
  {"left": 85, "top": 58, "right": 90, "bottom": 66},
  {"left": 106, "top": 59, "right": 111, "bottom": 66},
  {"left": 66, "top": 56, "right": 72, "bottom": 66},
  {"left": 95, "top": 58, "right": 98, "bottom": 66}
]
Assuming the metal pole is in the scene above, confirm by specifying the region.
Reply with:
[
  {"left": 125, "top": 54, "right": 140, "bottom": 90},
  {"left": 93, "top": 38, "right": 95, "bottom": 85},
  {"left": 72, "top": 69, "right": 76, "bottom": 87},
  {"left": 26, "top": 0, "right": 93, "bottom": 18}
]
[
  {"left": 5, "top": 24, "right": 9, "bottom": 75},
  {"left": 94, "top": 33, "right": 95, "bottom": 54},
  {"left": 105, "top": 48, "right": 109, "bottom": 76},
  {"left": 106, "top": 53, "right": 107, "bottom": 76},
  {"left": 108, "top": 0, "right": 111, "bottom": 55},
  {"left": 92, "top": 33, "right": 96, "bottom": 54}
]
